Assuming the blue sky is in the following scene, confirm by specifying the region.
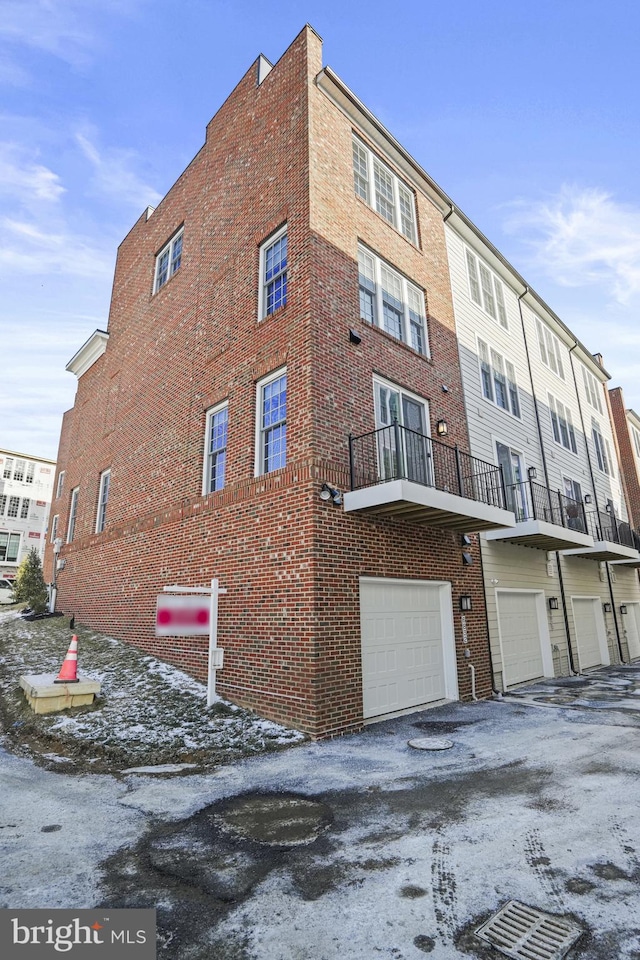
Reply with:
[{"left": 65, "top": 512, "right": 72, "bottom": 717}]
[{"left": 2, "top": 0, "right": 640, "bottom": 460}]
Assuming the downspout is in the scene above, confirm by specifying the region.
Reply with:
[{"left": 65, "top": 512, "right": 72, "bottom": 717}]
[
  {"left": 517, "top": 290, "right": 577, "bottom": 675},
  {"left": 569, "top": 346, "right": 625, "bottom": 663}
]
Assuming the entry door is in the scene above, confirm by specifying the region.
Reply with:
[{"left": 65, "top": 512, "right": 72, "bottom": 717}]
[
  {"left": 572, "top": 598, "right": 609, "bottom": 670},
  {"left": 375, "top": 381, "right": 430, "bottom": 485},
  {"left": 496, "top": 442, "right": 527, "bottom": 520},
  {"left": 625, "top": 603, "right": 640, "bottom": 660},
  {"left": 497, "top": 591, "right": 545, "bottom": 685}
]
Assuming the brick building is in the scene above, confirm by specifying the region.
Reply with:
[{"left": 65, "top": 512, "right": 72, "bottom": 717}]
[
  {"left": 609, "top": 386, "right": 640, "bottom": 534},
  {"left": 47, "top": 27, "right": 520, "bottom": 737}
]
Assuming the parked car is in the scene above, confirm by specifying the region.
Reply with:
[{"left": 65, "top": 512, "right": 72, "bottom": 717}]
[{"left": 0, "top": 578, "right": 15, "bottom": 604}]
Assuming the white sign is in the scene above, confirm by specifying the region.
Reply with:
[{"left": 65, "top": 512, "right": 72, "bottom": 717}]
[{"left": 155, "top": 594, "right": 210, "bottom": 636}]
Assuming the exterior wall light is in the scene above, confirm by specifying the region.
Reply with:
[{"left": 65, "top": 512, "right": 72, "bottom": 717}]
[
  {"left": 620, "top": 604, "right": 628, "bottom": 615},
  {"left": 459, "top": 595, "right": 473, "bottom": 611},
  {"left": 603, "top": 602, "right": 612, "bottom": 613},
  {"left": 320, "top": 483, "right": 342, "bottom": 506},
  {"left": 527, "top": 467, "right": 537, "bottom": 480},
  {"left": 349, "top": 329, "right": 362, "bottom": 345},
  {"left": 436, "top": 419, "right": 448, "bottom": 437},
  {"left": 548, "top": 597, "right": 559, "bottom": 610},
  {"left": 584, "top": 494, "right": 592, "bottom": 504}
]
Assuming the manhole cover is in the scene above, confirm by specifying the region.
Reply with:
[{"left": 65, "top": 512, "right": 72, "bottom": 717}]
[
  {"left": 533, "top": 696, "right": 576, "bottom": 705},
  {"left": 407, "top": 737, "right": 454, "bottom": 751},
  {"left": 476, "top": 900, "right": 582, "bottom": 960},
  {"left": 217, "top": 793, "right": 332, "bottom": 847}
]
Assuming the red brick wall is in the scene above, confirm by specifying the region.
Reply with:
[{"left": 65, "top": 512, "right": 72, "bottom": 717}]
[
  {"left": 609, "top": 387, "right": 640, "bottom": 531},
  {"left": 48, "top": 26, "right": 492, "bottom": 737}
]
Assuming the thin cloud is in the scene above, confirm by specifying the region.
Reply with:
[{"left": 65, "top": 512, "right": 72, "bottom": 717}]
[
  {"left": 504, "top": 185, "right": 640, "bottom": 305},
  {"left": 0, "top": 217, "right": 112, "bottom": 278},
  {"left": 0, "top": 143, "right": 65, "bottom": 203},
  {"left": 76, "top": 130, "right": 163, "bottom": 209}
]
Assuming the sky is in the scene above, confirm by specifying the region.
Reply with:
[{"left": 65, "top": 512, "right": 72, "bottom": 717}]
[{"left": 2, "top": 0, "right": 640, "bottom": 461}]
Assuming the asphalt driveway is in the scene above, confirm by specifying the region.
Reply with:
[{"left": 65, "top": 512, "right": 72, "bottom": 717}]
[{"left": 2, "top": 664, "right": 640, "bottom": 960}]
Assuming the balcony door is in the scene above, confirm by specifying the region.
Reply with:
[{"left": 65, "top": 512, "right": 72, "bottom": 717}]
[
  {"left": 374, "top": 379, "right": 431, "bottom": 486},
  {"left": 496, "top": 441, "right": 527, "bottom": 520}
]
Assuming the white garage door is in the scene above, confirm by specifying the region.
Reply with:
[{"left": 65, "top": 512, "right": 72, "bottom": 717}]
[
  {"left": 572, "top": 597, "right": 609, "bottom": 670},
  {"left": 624, "top": 603, "right": 640, "bottom": 661},
  {"left": 360, "top": 579, "right": 456, "bottom": 720},
  {"left": 497, "top": 591, "right": 545, "bottom": 686}
]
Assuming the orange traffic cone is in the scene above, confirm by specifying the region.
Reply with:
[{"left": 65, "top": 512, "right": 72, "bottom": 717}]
[{"left": 54, "top": 635, "right": 80, "bottom": 683}]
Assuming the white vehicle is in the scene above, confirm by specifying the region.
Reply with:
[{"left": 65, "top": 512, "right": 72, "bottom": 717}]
[{"left": 0, "top": 578, "right": 15, "bottom": 604}]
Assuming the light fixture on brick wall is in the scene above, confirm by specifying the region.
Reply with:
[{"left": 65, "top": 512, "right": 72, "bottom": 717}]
[
  {"left": 320, "top": 483, "right": 342, "bottom": 506},
  {"left": 548, "top": 597, "right": 559, "bottom": 610},
  {"left": 459, "top": 595, "right": 472, "bottom": 611},
  {"left": 348, "top": 329, "right": 362, "bottom": 345},
  {"left": 436, "top": 419, "right": 448, "bottom": 437}
]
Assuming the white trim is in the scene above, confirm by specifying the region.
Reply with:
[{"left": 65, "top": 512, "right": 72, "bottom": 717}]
[
  {"left": 494, "top": 588, "right": 554, "bottom": 690},
  {"left": 67, "top": 487, "right": 79, "bottom": 543},
  {"left": 153, "top": 227, "right": 184, "bottom": 293},
  {"left": 254, "top": 367, "right": 287, "bottom": 477},
  {"left": 258, "top": 224, "right": 288, "bottom": 321},
  {"left": 202, "top": 401, "right": 229, "bottom": 494},
  {"left": 352, "top": 135, "right": 417, "bottom": 244},
  {"left": 56, "top": 470, "right": 65, "bottom": 499},
  {"left": 66, "top": 330, "right": 108, "bottom": 379},
  {"left": 359, "top": 245, "right": 429, "bottom": 356},
  {"left": 95, "top": 469, "right": 111, "bottom": 534}
]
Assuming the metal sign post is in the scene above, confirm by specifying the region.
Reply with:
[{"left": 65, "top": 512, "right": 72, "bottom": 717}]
[{"left": 158, "top": 580, "right": 227, "bottom": 707}]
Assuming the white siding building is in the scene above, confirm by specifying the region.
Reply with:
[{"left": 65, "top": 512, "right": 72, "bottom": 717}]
[
  {"left": 445, "top": 220, "right": 640, "bottom": 690},
  {"left": 0, "top": 449, "right": 56, "bottom": 579}
]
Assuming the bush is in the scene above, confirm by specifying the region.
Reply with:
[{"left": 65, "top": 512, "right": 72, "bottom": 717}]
[{"left": 12, "top": 548, "right": 49, "bottom": 615}]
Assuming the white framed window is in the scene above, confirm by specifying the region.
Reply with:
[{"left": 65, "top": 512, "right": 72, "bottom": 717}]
[
  {"left": 0, "top": 532, "right": 20, "bottom": 563},
  {"left": 7, "top": 497, "right": 19, "bottom": 519},
  {"left": 153, "top": 227, "right": 183, "bottom": 293},
  {"left": 373, "top": 375, "right": 431, "bottom": 484},
  {"left": 535, "top": 318, "right": 565, "bottom": 379},
  {"left": 25, "top": 462, "right": 35, "bottom": 484},
  {"left": 2, "top": 458, "right": 12, "bottom": 479},
  {"left": 95, "top": 470, "right": 111, "bottom": 533},
  {"left": 352, "top": 135, "right": 417, "bottom": 244},
  {"left": 592, "top": 420, "right": 614, "bottom": 476},
  {"left": 358, "top": 245, "right": 428, "bottom": 356},
  {"left": 67, "top": 487, "right": 79, "bottom": 543},
  {"left": 259, "top": 225, "right": 288, "bottom": 319},
  {"left": 256, "top": 369, "right": 287, "bottom": 475},
  {"left": 56, "top": 470, "right": 65, "bottom": 498},
  {"left": 477, "top": 339, "right": 521, "bottom": 418},
  {"left": 563, "top": 476, "right": 583, "bottom": 503},
  {"left": 13, "top": 459, "right": 25, "bottom": 482},
  {"left": 549, "top": 394, "right": 577, "bottom": 453},
  {"left": 0, "top": 495, "right": 5, "bottom": 516},
  {"left": 50, "top": 515, "right": 59, "bottom": 542},
  {"left": 632, "top": 424, "right": 640, "bottom": 459},
  {"left": 20, "top": 499, "right": 29, "bottom": 520},
  {"left": 465, "top": 249, "right": 508, "bottom": 328},
  {"left": 581, "top": 365, "right": 604, "bottom": 414},
  {"left": 203, "top": 402, "right": 229, "bottom": 493}
]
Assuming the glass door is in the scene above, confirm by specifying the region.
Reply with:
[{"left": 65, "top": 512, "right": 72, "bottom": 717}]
[
  {"left": 374, "top": 381, "right": 430, "bottom": 485},
  {"left": 496, "top": 442, "right": 527, "bottom": 519}
]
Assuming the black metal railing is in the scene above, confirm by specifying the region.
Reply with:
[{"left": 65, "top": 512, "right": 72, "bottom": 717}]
[
  {"left": 348, "top": 422, "right": 506, "bottom": 510},
  {"left": 503, "top": 480, "right": 587, "bottom": 534},
  {"left": 584, "top": 509, "right": 635, "bottom": 547}
]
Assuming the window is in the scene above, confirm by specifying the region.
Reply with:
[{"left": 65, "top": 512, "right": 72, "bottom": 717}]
[
  {"left": 204, "top": 403, "right": 229, "bottom": 493},
  {"left": 3, "top": 458, "right": 13, "bottom": 479},
  {"left": 95, "top": 470, "right": 111, "bottom": 533},
  {"left": 256, "top": 370, "right": 287, "bottom": 475},
  {"left": 632, "top": 425, "right": 640, "bottom": 459},
  {"left": 260, "top": 226, "right": 287, "bottom": 318},
  {"left": 67, "top": 487, "right": 79, "bottom": 542},
  {"left": 358, "top": 246, "right": 428, "bottom": 356},
  {"left": 154, "top": 228, "right": 183, "bottom": 293},
  {"left": 20, "top": 499, "right": 29, "bottom": 520},
  {"left": 581, "top": 365, "right": 603, "bottom": 414},
  {"left": 56, "top": 470, "right": 65, "bottom": 498},
  {"left": 465, "top": 249, "right": 507, "bottom": 328},
  {"left": 0, "top": 532, "right": 20, "bottom": 563},
  {"left": 374, "top": 377, "right": 430, "bottom": 485},
  {"left": 0, "top": 495, "right": 5, "bottom": 516},
  {"left": 352, "top": 136, "right": 417, "bottom": 244},
  {"left": 7, "top": 497, "right": 19, "bottom": 519},
  {"left": 535, "top": 318, "right": 565, "bottom": 379},
  {"left": 549, "top": 394, "right": 577, "bottom": 453},
  {"left": 13, "top": 459, "right": 25, "bottom": 482},
  {"left": 51, "top": 515, "right": 59, "bottom": 542},
  {"left": 592, "top": 420, "right": 614, "bottom": 475},
  {"left": 25, "top": 462, "right": 35, "bottom": 484},
  {"left": 477, "top": 340, "right": 521, "bottom": 417},
  {"left": 563, "top": 477, "right": 583, "bottom": 503}
]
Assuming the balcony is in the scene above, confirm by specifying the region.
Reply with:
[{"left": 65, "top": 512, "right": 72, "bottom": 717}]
[
  {"left": 562, "top": 509, "right": 640, "bottom": 562},
  {"left": 344, "top": 422, "right": 515, "bottom": 533},
  {"left": 485, "top": 480, "right": 594, "bottom": 551}
]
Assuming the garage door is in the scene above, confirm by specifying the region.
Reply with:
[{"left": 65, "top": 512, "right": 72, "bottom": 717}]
[
  {"left": 572, "top": 598, "right": 609, "bottom": 670},
  {"left": 497, "top": 591, "right": 545, "bottom": 686},
  {"left": 624, "top": 603, "right": 640, "bottom": 661},
  {"left": 360, "top": 579, "right": 456, "bottom": 720}
]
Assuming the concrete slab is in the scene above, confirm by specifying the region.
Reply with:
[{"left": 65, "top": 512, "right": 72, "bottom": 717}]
[{"left": 19, "top": 674, "right": 101, "bottom": 714}]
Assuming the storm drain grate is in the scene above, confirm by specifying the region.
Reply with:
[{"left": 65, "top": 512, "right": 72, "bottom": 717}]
[{"left": 475, "top": 900, "right": 582, "bottom": 960}]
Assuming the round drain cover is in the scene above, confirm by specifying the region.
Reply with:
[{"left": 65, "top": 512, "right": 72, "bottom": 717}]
[{"left": 407, "top": 737, "right": 454, "bottom": 751}]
